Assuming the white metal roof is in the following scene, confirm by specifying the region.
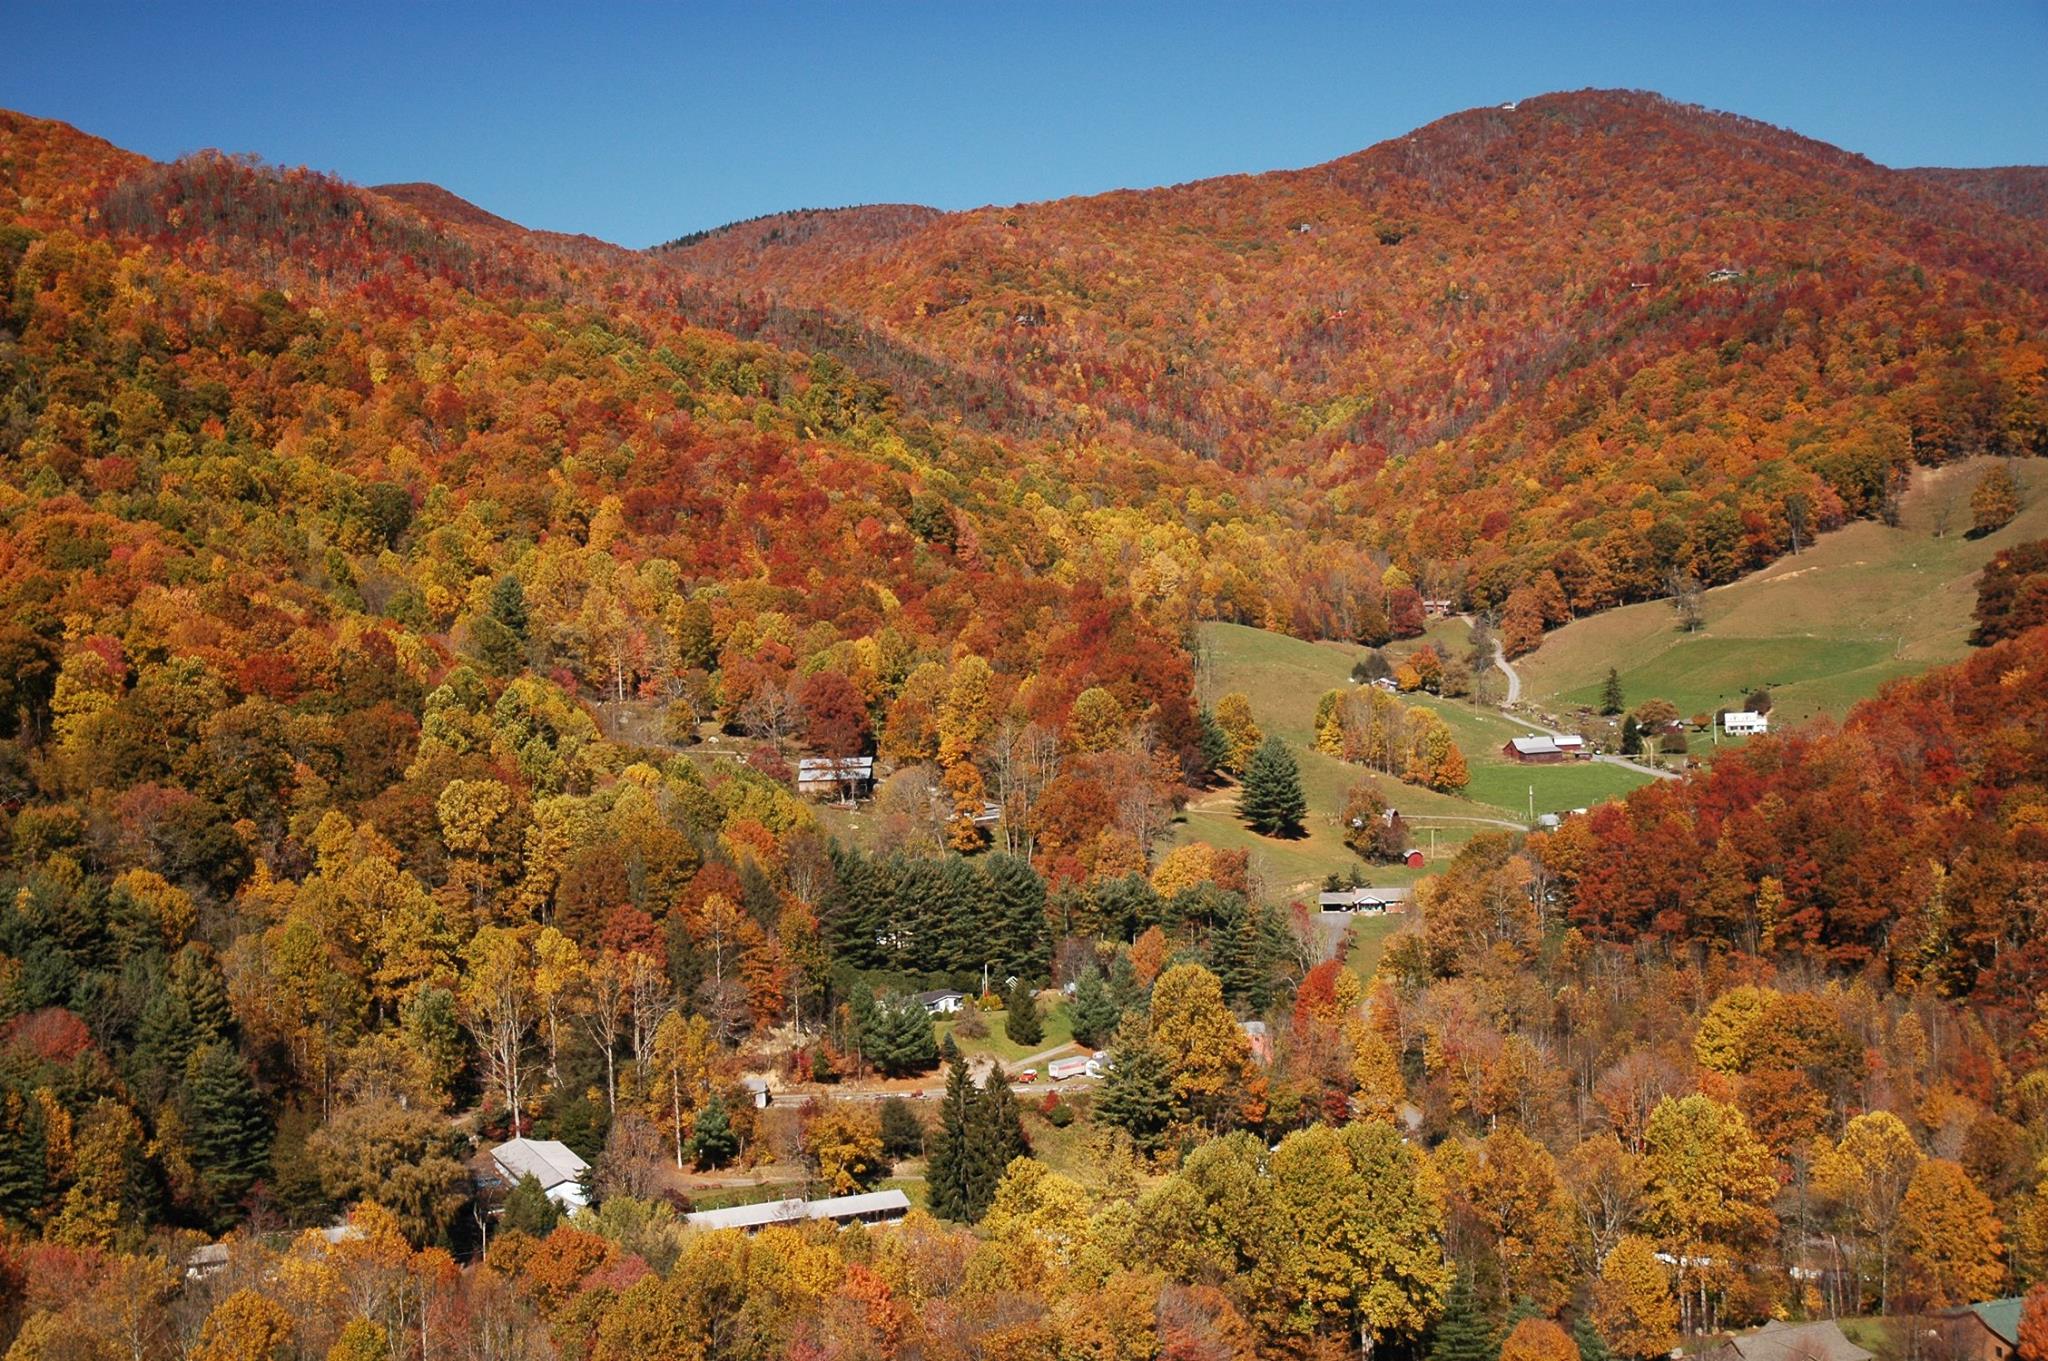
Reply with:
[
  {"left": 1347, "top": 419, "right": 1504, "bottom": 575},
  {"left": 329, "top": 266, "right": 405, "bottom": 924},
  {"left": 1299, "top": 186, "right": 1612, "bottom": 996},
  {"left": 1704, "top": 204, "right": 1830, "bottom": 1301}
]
[
  {"left": 1509, "top": 735, "right": 1561, "bottom": 755},
  {"left": 685, "top": 1188, "right": 911, "bottom": 1232},
  {"left": 491, "top": 1138, "right": 590, "bottom": 1190},
  {"left": 796, "top": 756, "right": 875, "bottom": 776}
]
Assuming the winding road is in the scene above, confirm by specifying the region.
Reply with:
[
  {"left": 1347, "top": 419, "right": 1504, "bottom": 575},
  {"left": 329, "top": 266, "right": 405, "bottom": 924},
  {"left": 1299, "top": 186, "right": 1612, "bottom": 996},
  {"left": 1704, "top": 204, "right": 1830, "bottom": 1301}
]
[{"left": 1476, "top": 623, "right": 1679, "bottom": 783}]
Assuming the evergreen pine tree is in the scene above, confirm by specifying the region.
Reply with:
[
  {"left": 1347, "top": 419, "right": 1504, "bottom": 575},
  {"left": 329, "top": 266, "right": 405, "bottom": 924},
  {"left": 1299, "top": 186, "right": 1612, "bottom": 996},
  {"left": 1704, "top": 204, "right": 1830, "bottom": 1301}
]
[
  {"left": 879, "top": 1097, "right": 926, "bottom": 1159},
  {"left": 171, "top": 945, "right": 235, "bottom": 1044},
  {"left": 1207, "top": 899, "right": 1266, "bottom": 1008},
  {"left": 895, "top": 857, "right": 952, "bottom": 973},
  {"left": 1573, "top": 1313, "right": 1613, "bottom": 1361},
  {"left": 502, "top": 1172, "right": 561, "bottom": 1236},
  {"left": 687, "top": 1096, "right": 739, "bottom": 1169},
  {"left": 1093, "top": 874, "right": 1163, "bottom": 942},
  {"left": 488, "top": 574, "right": 529, "bottom": 638},
  {"left": 884, "top": 998, "right": 939, "bottom": 1076},
  {"left": 820, "top": 845, "right": 872, "bottom": 964},
  {"left": 1196, "top": 711, "right": 1232, "bottom": 785},
  {"left": 181, "top": 1042, "right": 270, "bottom": 1209},
  {"left": 1600, "top": 668, "right": 1625, "bottom": 716},
  {"left": 1428, "top": 1277, "right": 1500, "bottom": 1361},
  {"left": 1238, "top": 736, "right": 1306, "bottom": 837},
  {"left": 132, "top": 985, "right": 196, "bottom": 1105},
  {"left": 1620, "top": 715, "right": 1643, "bottom": 755},
  {"left": 1108, "top": 954, "right": 1144, "bottom": 1013},
  {"left": 1003, "top": 979, "right": 1043, "bottom": 1046},
  {"left": 1069, "top": 967, "right": 1121, "bottom": 1048},
  {"left": 925, "top": 1060, "right": 979, "bottom": 1221},
  {"left": 0, "top": 1090, "right": 48, "bottom": 1225},
  {"left": 934, "top": 855, "right": 982, "bottom": 974},
  {"left": 964, "top": 1068, "right": 1029, "bottom": 1219},
  {"left": 1095, "top": 1041, "right": 1174, "bottom": 1152},
  {"left": 983, "top": 853, "right": 1050, "bottom": 980}
]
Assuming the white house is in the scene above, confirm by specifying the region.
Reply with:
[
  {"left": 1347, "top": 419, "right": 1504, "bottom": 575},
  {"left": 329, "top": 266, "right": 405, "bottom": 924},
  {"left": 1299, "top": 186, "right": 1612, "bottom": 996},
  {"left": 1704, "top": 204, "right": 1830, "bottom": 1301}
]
[
  {"left": 1723, "top": 711, "right": 1769, "bottom": 736},
  {"left": 490, "top": 1137, "right": 592, "bottom": 1210},
  {"left": 1317, "top": 885, "right": 1413, "bottom": 914},
  {"left": 915, "top": 988, "right": 967, "bottom": 1015}
]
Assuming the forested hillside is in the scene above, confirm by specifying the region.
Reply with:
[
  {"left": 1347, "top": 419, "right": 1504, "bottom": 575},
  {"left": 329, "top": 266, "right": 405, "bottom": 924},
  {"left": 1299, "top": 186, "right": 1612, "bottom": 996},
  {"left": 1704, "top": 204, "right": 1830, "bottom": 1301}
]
[
  {"left": 667, "top": 89, "right": 2048, "bottom": 620},
  {"left": 2, "top": 91, "right": 2048, "bottom": 1361}
]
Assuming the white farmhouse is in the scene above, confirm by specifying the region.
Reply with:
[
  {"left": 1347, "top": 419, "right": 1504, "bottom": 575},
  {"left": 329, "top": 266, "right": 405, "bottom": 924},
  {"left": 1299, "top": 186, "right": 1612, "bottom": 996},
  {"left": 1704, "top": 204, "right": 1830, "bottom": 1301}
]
[{"left": 1722, "top": 711, "right": 1769, "bottom": 736}]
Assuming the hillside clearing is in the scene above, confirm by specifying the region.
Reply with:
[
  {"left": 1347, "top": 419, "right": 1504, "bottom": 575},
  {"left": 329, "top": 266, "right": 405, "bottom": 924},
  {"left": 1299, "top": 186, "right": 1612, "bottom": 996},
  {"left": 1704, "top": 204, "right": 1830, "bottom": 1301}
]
[
  {"left": 1517, "top": 457, "right": 2048, "bottom": 728},
  {"left": 1171, "top": 623, "right": 1654, "bottom": 896}
]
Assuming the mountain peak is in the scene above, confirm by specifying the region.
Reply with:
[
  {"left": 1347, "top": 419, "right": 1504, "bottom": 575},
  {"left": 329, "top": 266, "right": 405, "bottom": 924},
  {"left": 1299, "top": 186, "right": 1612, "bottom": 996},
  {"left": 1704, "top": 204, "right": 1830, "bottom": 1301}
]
[{"left": 369, "top": 181, "right": 523, "bottom": 233}]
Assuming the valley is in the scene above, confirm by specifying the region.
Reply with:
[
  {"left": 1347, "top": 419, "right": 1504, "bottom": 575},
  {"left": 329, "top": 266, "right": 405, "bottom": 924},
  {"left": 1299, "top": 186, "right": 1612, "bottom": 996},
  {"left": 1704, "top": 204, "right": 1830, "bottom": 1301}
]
[{"left": 0, "top": 66, "right": 2045, "bottom": 1361}]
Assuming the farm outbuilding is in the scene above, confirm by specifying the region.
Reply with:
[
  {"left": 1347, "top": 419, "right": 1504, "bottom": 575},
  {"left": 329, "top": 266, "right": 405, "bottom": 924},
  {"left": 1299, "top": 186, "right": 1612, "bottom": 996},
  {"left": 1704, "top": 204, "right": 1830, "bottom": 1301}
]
[
  {"left": 796, "top": 756, "right": 875, "bottom": 801},
  {"left": 1503, "top": 735, "right": 1565, "bottom": 764}
]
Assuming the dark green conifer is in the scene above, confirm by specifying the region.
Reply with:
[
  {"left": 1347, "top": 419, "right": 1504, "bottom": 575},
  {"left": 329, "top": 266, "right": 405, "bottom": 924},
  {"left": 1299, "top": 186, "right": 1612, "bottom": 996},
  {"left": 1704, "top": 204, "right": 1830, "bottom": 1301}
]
[
  {"left": 1238, "top": 735, "right": 1306, "bottom": 837},
  {"left": 1573, "top": 1313, "right": 1613, "bottom": 1361},
  {"left": 925, "top": 1060, "right": 979, "bottom": 1222},
  {"left": 1600, "top": 667, "right": 1625, "bottom": 716},
  {"left": 0, "top": 1090, "right": 48, "bottom": 1225},
  {"left": 1069, "top": 968, "right": 1121, "bottom": 1048},
  {"left": 502, "top": 1172, "right": 561, "bottom": 1236},
  {"left": 687, "top": 1095, "right": 739, "bottom": 1169},
  {"left": 983, "top": 853, "right": 1050, "bottom": 979},
  {"left": 1094, "top": 1040, "right": 1174, "bottom": 1152},
  {"left": 1427, "top": 1276, "right": 1500, "bottom": 1361},
  {"left": 1003, "top": 978, "right": 1042, "bottom": 1046},
  {"left": 182, "top": 1041, "right": 270, "bottom": 1209},
  {"left": 879, "top": 1097, "right": 925, "bottom": 1159}
]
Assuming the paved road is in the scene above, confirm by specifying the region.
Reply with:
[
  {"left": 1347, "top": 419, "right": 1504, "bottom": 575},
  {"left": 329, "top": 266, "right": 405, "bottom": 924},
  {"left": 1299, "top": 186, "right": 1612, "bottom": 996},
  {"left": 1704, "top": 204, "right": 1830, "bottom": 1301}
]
[
  {"left": 1477, "top": 635, "right": 1679, "bottom": 783},
  {"left": 1404, "top": 813, "right": 1533, "bottom": 831},
  {"left": 1486, "top": 628, "right": 1522, "bottom": 705}
]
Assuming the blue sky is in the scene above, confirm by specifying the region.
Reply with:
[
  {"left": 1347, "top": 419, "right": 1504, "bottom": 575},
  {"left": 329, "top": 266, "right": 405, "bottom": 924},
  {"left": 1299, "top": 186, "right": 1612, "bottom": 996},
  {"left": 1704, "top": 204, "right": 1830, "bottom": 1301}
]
[{"left": 7, "top": 2, "right": 2047, "bottom": 247}]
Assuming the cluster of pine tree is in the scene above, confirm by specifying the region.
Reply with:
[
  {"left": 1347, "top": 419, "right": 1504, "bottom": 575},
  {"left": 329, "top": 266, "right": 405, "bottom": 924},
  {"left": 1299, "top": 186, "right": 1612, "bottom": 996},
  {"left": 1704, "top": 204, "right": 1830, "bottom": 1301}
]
[
  {"left": 850, "top": 990, "right": 940, "bottom": 1077},
  {"left": 924, "top": 1060, "right": 1030, "bottom": 1223},
  {"left": 822, "top": 848, "right": 1051, "bottom": 978}
]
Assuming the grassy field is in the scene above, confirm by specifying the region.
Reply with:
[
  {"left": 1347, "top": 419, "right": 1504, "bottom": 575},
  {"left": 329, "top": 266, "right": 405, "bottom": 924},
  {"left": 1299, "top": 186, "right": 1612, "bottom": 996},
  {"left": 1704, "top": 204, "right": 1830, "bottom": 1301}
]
[
  {"left": 1343, "top": 914, "right": 1408, "bottom": 980},
  {"left": 1168, "top": 622, "right": 1655, "bottom": 897},
  {"left": 1517, "top": 456, "right": 2048, "bottom": 728},
  {"left": 935, "top": 1003, "right": 1078, "bottom": 1065}
]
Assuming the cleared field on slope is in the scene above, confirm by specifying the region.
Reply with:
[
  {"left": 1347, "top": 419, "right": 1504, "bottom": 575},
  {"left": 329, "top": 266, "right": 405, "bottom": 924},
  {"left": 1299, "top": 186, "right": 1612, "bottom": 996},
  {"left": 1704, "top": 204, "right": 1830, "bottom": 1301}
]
[
  {"left": 1516, "top": 457, "right": 2048, "bottom": 728},
  {"left": 1172, "top": 623, "right": 1652, "bottom": 897}
]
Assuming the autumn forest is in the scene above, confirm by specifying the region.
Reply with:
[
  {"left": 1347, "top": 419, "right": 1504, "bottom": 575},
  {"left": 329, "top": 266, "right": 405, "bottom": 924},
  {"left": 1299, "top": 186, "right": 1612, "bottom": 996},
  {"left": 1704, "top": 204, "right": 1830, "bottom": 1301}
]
[{"left": 1, "top": 84, "right": 2047, "bottom": 1361}]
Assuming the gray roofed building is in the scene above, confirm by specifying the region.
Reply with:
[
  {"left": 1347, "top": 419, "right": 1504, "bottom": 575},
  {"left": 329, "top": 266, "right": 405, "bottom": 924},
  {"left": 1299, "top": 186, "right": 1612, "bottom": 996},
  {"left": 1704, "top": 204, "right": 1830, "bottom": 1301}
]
[
  {"left": 1698, "top": 1319, "right": 1873, "bottom": 1361},
  {"left": 489, "top": 1137, "right": 592, "bottom": 1209},
  {"left": 685, "top": 1188, "right": 911, "bottom": 1233},
  {"left": 1317, "top": 885, "right": 1412, "bottom": 914},
  {"left": 796, "top": 756, "right": 876, "bottom": 800}
]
